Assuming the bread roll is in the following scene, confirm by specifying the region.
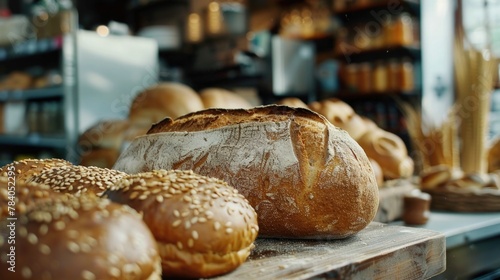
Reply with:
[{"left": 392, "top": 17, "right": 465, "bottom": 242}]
[
  {"left": 31, "top": 165, "right": 126, "bottom": 196},
  {"left": 0, "top": 194, "right": 161, "bottom": 280},
  {"left": 105, "top": 170, "right": 259, "bottom": 278},
  {"left": 420, "top": 165, "right": 463, "bottom": 190},
  {"left": 308, "top": 98, "right": 368, "bottom": 140},
  {"left": 78, "top": 119, "right": 130, "bottom": 151},
  {"left": 488, "top": 137, "right": 500, "bottom": 172},
  {"left": 79, "top": 148, "right": 120, "bottom": 169},
  {"left": 128, "top": 83, "right": 204, "bottom": 127},
  {"left": 276, "top": 97, "right": 309, "bottom": 109},
  {"left": 114, "top": 105, "right": 379, "bottom": 239},
  {"left": 369, "top": 158, "right": 384, "bottom": 187},
  {"left": 0, "top": 158, "right": 72, "bottom": 184},
  {"left": 199, "top": 88, "right": 252, "bottom": 109},
  {"left": 357, "top": 127, "right": 414, "bottom": 179},
  {"left": 0, "top": 178, "right": 60, "bottom": 219}
]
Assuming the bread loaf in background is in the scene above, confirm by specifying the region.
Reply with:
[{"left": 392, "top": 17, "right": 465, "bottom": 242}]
[
  {"left": 276, "top": 97, "right": 309, "bottom": 109},
  {"left": 488, "top": 137, "right": 500, "bottom": 172},
  {"left": 199, "top": 88, "right": 252, "bottom": 109},
  {"left": 357, "top": 127, "right": 414, "bottom": 179},
  {"left": 114, "top": 105, "right": 379, "bottom": 239},
  {"left": 302, "top": 98, "right": 414, "bottom": 180},
  {"left": 128, "top": 82, "right": 204, "bottom": 128}
]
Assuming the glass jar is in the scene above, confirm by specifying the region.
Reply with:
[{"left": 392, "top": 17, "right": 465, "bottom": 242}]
[
  {"left": 387, "top": 59, "right": 399, "bottom": 91},
  {"left": 393, "top": 13, "right": 414, "bottom": 46},
  {"left": 399, "top": 58, "right": 415, "bottom": 92},
  {"left": 344, "top": 63, "right": 359, "bottom": 92},
  {"left": 357, "top": 62, "right": 372, "bottom": 94},
  {"left": 372, "top": 60, "right": 388, "bottom": 93}
]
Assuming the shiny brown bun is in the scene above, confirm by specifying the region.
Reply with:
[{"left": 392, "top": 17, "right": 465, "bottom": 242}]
[
  {"left": 199, "top": 88, "right": 252, "bottom": 109},
  {"left": 0, "top": 158, "right": 72, "bottom": 184},
  {"left": 0, "top": 194, "right": 161, "bottom": 280},
  {"left": 128, "top": 82, "right": 204, "bottom": 128},
  {"left": 114, "top": 105, "right": 379, "bottom": 239},
  {"left": 0, "top": 178, "right": 60, "bottom": 219},
  {"left": 105, "top": 170, "right": 259, "bottom": 278},
  {"left": 31, "top": 165, "right": 126, "bottom": 196}
]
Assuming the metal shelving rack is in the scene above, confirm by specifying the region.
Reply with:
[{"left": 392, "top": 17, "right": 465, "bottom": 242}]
[{"left": 0, "top": 9, "right": 159, "bottom": 164}]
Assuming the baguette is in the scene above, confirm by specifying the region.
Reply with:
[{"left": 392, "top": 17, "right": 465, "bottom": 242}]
[{"left": 114, "top": 105, "right": 379, "bottom": 239}]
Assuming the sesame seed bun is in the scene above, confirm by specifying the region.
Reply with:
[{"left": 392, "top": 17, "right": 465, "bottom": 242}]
[
  {"left": 30, "top": 165, "right": 126, "bottom": 197},
  {"left": 105, "top": 170, "right": 259, "bottom": 278},
  {"left": 0, "top": 194, "right": 161, "bottom": 280},
  {"left": 0, "top": 178, "right": 61, "bottom": 219},
  {"left": 0, "top": 158, "right": 72, "bottom": 184}
]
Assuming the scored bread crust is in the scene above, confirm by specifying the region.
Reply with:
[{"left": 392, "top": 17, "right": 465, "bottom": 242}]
[{"left": 116, "top": 105, "right": 379, "bottom": 238}]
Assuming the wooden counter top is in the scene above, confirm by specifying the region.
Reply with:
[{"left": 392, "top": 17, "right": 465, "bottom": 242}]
[{"left": 215, "top": 222, "right": 446, "bottom": 280}]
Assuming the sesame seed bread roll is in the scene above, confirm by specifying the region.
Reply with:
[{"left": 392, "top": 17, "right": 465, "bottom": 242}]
[
  {"left": 104, "top": 170, "right": 259, "bottom": 279},
  {"left": 113, "top": 105, "right": 379, "bottom": 239},
  {"left": 0, "top": 178, "right": 61, "bottom": 219},
  {"left": 0, "top": 194, "right": 162, "bottom": 280},
  {"left": 0, "top": 158, "right": 72, "bottom": 184},
  {"left": 30, "top": 165, "right": 126, "bottom": 197}
]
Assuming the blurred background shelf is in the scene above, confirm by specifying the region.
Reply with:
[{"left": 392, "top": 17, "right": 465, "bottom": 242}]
[
  {"left": 0, "top": 86, "right": 63, "bottom": 101},
  {"left": 0, "top": 134, "right": 66, "bottom": 148}
]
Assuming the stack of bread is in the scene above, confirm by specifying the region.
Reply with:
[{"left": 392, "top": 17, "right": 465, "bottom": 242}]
[
  {"left": 279, "top": 97, "right": 415, "bottom": 186},
  {"left": 0, "top": 158, "right": 259, "bottom": 278},
  {"left": 79, "top": 83, "right": 252, "bottom": 168}
]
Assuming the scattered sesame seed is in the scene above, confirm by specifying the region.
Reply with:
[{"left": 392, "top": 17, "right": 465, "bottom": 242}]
[
  {"left": 81, "top": 270, "right": 96, "bottom": 280},
  {"left": 22, "top": 267, "right": 32, "bottom": 278},
  {"left": 172, "top": 220, "right": 182, "bottom": 227}
]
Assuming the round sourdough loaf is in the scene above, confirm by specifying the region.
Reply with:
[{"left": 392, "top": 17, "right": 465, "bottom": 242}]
[{"left": 113, "top": 105, "right": 379, "bottom": 239}]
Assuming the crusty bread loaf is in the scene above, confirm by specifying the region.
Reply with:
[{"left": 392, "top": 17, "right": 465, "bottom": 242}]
[
  {"left": 308, "top": 98, "right": 369, "bottom": 141},
  {"left": 114, "top": 105, "right": 379, "bottom": 239},
  {"left": 199, "top": 88, "right": 252, "bottom": 109},
  {"left": 357, "top": 127, "right": 414, "bottom": 179},
  {"left": 128, "top": 82, "right": 204, "bottom": 127}
]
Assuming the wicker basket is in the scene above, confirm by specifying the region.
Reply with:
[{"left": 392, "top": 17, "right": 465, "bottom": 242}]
[{"left": 426, "top": 186, "right": 500, "bottom": 212}]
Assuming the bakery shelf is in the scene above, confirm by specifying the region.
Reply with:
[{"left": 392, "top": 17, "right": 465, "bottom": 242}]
[
  {"left": 0, "top": 36, "right": 63, "bottom": 62},
  {"left": 335, "top": 45, "right": 421, "bottom": 63},
  {"left": 0, "top": 86, "right": 64, "bottom": 102},
  {"left": 0, "top": 134, "right": 67, "bottom": 149},
  {"left": 333, "top": 90, "right": 421, "bottom": 101},
  {"left": 128, "top": 0, "right": 187, "bottom": 11},
  {"left": 334, "top": 0, "right": 421, "bottom": 18}
]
